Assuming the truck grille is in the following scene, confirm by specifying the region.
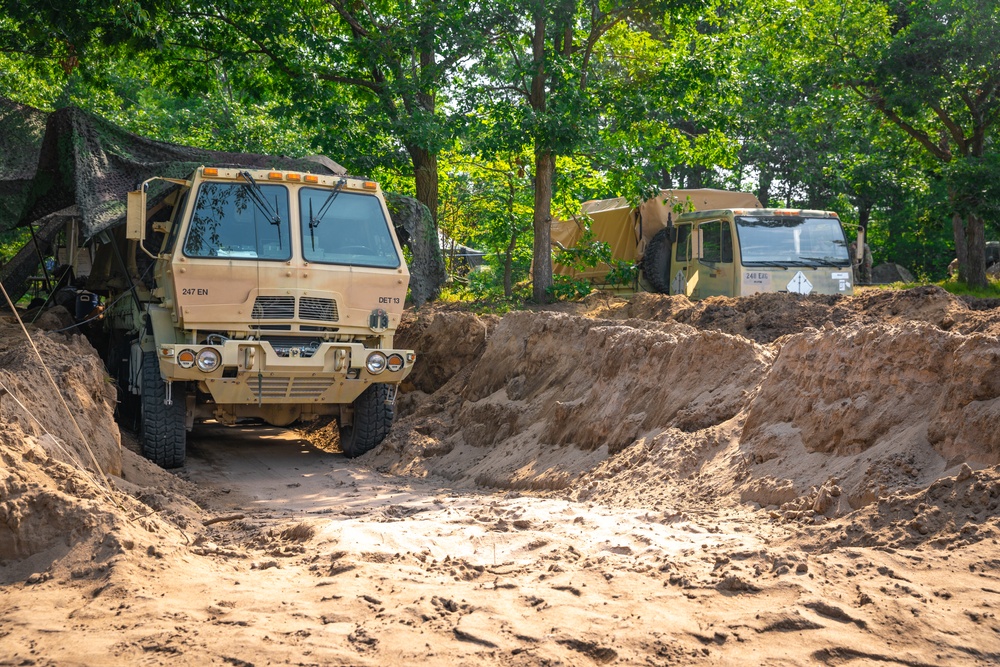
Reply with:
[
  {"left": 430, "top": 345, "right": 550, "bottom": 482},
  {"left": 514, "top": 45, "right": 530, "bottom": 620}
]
[
  {"left": 299, "top": 297, "right": 339, "bottom": 322},
  {"left": 252, "top": 296, "right": 295, "bottom": 319},
  {"left": 249, "top": 377, "right": 333, "bottom": 400}
]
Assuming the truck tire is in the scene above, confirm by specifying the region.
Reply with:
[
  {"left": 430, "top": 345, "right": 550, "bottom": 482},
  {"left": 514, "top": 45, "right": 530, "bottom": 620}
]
[
  {"left": 340, "top": 383, "right": 393, "bottom": 458},
  {"left": 640, "top": 227, "right": 672, "bottom": 294},
  {"left": 140, "top": 351, "right": 187, "bottom": 468}
]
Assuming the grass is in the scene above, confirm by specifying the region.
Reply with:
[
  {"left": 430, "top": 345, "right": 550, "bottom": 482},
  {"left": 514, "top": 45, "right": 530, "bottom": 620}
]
[
  {"left": 934, "top": 278, "right": 1000, "bottom": 299},
  {"left": 869, "top": 278, "right": 1000, "bottom": 299}
]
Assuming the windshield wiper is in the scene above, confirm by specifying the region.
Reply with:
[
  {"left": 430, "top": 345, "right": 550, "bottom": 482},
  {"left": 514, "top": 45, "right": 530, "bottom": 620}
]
[
  {"left": 743, "top": 260, "right": 789, "bottom": 269},
  {"left": 799, "top": 256, "right": 847, "bottom": 267},
  {"left": 308, "top": 176, "right": 349, "bottom": 251},
  {"left": 240, "top": 171, "right": 284, "bottom": 249}
]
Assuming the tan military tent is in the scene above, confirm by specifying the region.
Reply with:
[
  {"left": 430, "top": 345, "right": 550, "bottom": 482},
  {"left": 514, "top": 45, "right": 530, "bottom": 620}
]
[{"left": 552, "top": 189, "right": 762, "bottom": 283}]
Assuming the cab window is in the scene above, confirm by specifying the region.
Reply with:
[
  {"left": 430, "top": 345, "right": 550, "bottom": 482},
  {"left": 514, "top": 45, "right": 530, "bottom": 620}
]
[
  {"left": 700, "top": 220, "right": 733, "bottom": 263},
  {"left": 675, "top": 224, "right": 692, "bottom": 262}
]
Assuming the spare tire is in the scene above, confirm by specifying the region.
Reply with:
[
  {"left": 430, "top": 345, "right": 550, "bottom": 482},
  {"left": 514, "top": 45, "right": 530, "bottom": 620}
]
[{"left": 640, "top": 227, "right": 672, "bottom": 294}]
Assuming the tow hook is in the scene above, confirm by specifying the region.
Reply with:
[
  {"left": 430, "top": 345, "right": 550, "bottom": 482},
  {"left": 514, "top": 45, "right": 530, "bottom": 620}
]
[
  {"left": 164, "top": 379, "right": 173, "bottom": 406},
  {"left": 385, "top": 384, "right": 398, "bottom": 406}
]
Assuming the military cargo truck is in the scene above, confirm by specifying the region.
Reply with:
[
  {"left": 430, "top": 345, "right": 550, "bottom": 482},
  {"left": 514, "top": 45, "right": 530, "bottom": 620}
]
[
  {"left": 99, "top": 165, "right": 415, "bottom": 468},
  {"left": 551, "top": 189, "right": 762, "bottom": 288},
  {"left": 639, "top": 207, "right": 854, "bottom": 298}
]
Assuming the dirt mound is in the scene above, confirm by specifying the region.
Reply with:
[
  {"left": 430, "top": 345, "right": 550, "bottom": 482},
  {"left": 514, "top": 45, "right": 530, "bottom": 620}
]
[
  {"left": 806, "top": 464, "right": 1000, "bottom": 551},
  {"left": 370, "top": 291, "right": 1000, "bottom": 530},
  {"left": 0, "top": 316, "right": 121, "bottom": 475},
  {"left": 0, "top": 313, "right": 204, "bottom": 572},
  {"left": 394, "top": 308, "right": 499, "bottom": 396},
  {"left": 0, "top": 430, "right": 115, "bottom": 563},
  {"left": 369, "top": 311, "right": 773, "bottom": 490},
  {"left": 744, "top": 322, "right": 1000, "bottom": 466},
  {"left": 597, "top": 286, "right": 988, "bottom": 343},
  {"left": 0, "top": 423, "right": 192, "bottom": 572}
]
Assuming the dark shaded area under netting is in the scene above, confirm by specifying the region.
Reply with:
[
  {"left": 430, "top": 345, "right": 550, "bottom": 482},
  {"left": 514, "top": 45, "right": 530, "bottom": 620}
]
[{"left": 0, "top": 97, "right": 445, "bottom": 304}]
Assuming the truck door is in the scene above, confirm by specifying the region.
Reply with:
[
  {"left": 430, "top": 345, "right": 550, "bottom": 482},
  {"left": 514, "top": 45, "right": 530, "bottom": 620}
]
[
  {"left": 670, "top": 223, "right": 697, "bottom": 297},
  {"left": 694, "top": 219, "right": 736, "bottom": 298}
]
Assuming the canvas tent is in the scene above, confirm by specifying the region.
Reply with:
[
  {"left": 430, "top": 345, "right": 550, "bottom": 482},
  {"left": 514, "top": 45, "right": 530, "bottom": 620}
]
[{"left": 552, "top": 189, "right": 762, "bottom": 284}]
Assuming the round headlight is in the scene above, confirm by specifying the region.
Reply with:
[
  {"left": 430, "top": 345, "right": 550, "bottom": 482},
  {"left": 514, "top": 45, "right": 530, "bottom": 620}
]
[
  {"left": 386, "top": 353, "right": 404, "bottom": 372},
  {"left": 177, "top": 349, "right": 197, "bottom": 369},
  {"left": 196, "top": 348, "right": 221, "bottom": 372},
  {"left": 365, "top": 351, "right": 387, "bottom": 374}
]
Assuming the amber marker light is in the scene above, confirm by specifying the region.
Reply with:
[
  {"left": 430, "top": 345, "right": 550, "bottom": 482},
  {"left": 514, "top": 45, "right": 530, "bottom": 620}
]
[
  {"left": 363, "top": 181, "right": 377, "bottom": 190},
  {"left": 285, "top": 173, "right": 301, "bottom": 182},
  {"left": 203, "top": 167, "right": 219, "bottom": 177},
  {"left": 268, "top": 171, "right": 283, "bottom": 180},
  {"left": 304, "top": 174, "right": 319, "bottom": 183},
  {"left": 177, "top": 349, "right": 197, "bottom": 369},
  {"left": 386, "top": 353, "right": 404, "bottom": 372}
]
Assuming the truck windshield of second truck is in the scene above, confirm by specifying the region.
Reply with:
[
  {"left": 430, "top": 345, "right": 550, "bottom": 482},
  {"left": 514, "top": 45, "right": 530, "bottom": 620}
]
[{"left": 735, "top": 216, "right": 850, "bottom": 267}]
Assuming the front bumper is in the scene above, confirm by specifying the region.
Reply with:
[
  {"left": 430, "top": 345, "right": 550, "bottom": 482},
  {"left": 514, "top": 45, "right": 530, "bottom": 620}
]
[{"left": 157, "top": 340, "right": 414, "bottom": 405}]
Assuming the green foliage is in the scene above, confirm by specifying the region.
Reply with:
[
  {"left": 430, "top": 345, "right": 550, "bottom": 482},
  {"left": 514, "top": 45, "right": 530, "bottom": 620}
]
[
  {"left": 605, "top": 260, "right": 639, "bottom": 289},
  {"left": 548, "top": 275, "right": 594, "bottom": 301},
  {"left": 934, "top": 278, "right": 1000, "bottom": 300},
  {"left": 552, "top": 229, "right": 611, "bottom": 273},
  {"left": 0, "top": 227, "right": 30, "bottom": 264}
]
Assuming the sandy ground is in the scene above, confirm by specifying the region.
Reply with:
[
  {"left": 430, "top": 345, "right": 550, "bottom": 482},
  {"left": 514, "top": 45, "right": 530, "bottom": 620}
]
[{"left": 2, "top": 288, "right": 1000, "bottom": 665}]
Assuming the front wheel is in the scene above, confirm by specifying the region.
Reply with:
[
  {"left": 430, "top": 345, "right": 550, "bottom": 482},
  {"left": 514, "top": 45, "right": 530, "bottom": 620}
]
[
  {"left": 339, "top": 383, "right": 394, "bottom": 458},
  {"left": 140, "top": 351, "right": 187, "bottom": 468}
]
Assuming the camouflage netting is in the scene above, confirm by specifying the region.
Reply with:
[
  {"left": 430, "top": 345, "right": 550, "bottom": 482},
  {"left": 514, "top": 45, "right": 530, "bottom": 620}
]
[
  {"left": 0, "top": 97, "right": 49, "bottom": 231},
  {"left": 385, "top": 193, "right": 446, "bottom": 305},
  {"left": 0, "top": 97, "right": 444, "bottom": 304}
]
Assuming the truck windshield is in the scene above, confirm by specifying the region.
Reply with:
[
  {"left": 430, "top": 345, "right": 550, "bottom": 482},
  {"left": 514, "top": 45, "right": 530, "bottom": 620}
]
[
  {"left": 299, "top": 189, "right": 400, "bottom": 268},
  {"left": 184, "top": 182, "right": 291, "bottom": 260},
  {"left": 735, "top": 216, "right": 849, "bottom": 266}
]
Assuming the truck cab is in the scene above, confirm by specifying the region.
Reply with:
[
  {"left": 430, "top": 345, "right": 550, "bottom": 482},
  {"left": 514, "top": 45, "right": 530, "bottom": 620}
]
[
  {"left": 641, "top": 208, "right": 854, "bottom": 298},
  {"left": 105, "top": 165, "right": 414, "bottom": 467}
]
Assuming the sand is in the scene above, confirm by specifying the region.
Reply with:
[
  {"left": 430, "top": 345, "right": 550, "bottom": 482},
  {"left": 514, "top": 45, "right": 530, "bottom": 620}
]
[{"left": 2, "top": 287, "right": 1000, "bottom": 665}]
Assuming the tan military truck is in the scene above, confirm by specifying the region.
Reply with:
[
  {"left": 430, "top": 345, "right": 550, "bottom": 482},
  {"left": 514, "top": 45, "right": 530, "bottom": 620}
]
[
  {"left": 639, "top": 207, "right": 854, "bottom": 298},
  {"left": 552, "top": 190, "right": 853, "bottom": 298},
  {"left": 102, "top": 165, "right": 414, "bottom": 467}
]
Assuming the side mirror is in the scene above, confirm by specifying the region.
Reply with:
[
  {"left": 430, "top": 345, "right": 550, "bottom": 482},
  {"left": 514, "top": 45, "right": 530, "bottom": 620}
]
[{"left": 126, "top": 187, "right": 147, "bottom": 242}]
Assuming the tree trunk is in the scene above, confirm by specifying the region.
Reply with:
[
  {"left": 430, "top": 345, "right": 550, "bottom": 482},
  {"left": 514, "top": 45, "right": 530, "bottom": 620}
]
[
  {"left": 757, "top": 169, "right": 773, "bottom": 208},
  {"left": 532, "top": 147, "right": 555, "bottom": 303},
  {"left": 409, "top": 145, "right": 439, "bottom": 226},
  {"left": 504, "top": 178, "right": 517, "bottom": 299},
  {"left": 959, "top": 212, "right": 987, "bottom": 288},
  {"left": 529, "top": 8, "right": 552, "bottom": 303},
  {"left": 952, "top": 212, "right": 968, "bottom": 273},
  {"left": 504, "top": 228, "right": 518, "bottom": 299}
]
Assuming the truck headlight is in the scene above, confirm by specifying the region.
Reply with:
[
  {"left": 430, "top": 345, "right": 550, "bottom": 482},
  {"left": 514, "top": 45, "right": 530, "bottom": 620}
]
[
  {"left": 196, "top": 348, "right": 222, "bottom": 372},
  {"left": 177, "top": 349, "right": 197, "bottom": 369},
  {"left": 365, "top": 351, "right": 387, "bottom": 374},
  {"left": 386, "top": 353, "right": 404, "bottom": 372}
]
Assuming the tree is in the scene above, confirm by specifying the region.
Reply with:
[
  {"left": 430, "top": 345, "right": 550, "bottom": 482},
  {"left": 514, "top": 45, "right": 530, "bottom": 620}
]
[
  {"left": 803, "top": 0, "right": 1000, "bottom": 286},
  {"left": 160, "top": 0, "right": 503, "bottom": 225},
  {"left": 439, "top": 150, "right": 535, "bottom": 299},
  {"left": 472, "top": 0, "right": 693, "bottom": 302}
]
